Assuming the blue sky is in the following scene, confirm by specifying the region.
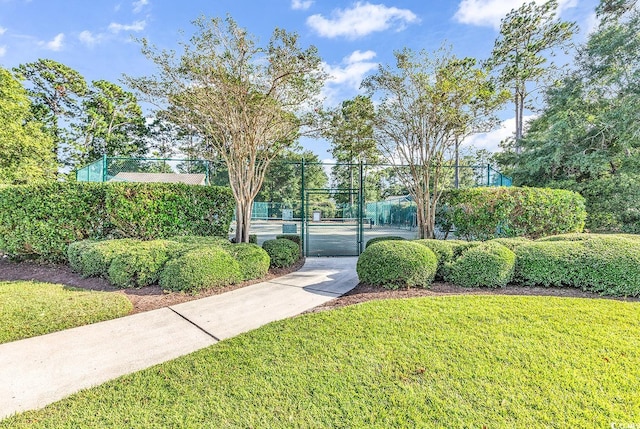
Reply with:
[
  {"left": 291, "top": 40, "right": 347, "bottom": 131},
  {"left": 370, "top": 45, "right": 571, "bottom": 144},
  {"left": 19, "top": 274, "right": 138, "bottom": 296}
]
[{"left": 0, "top": 0, "right": 600, "bottom": 159}]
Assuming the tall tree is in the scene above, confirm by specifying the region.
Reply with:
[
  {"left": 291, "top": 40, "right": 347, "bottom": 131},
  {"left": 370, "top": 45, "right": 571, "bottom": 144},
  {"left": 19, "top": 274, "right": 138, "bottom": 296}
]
[
  {"left": 364, "top": 48, "right": 506, "bottom": 239},
  {"left": 14, "top": 59, "right": 88, "bottom": 165},
  {"left": 499, "top": 0, "right": 640, "bottom": 231},
  {"left": 70, "top": 80, "right": 147, "bottom": 167},
  {"left": 324, "top": 95, "right": 380, "bottom": 204},
  {"left": 0, "top": 67, "right": 56, "bottom": 183},
  {"left": 487, "top": 0, "right": 576, "bottom": 150},
  {"left": 126, "top": 16, "right": 326, "bottom": 242}
]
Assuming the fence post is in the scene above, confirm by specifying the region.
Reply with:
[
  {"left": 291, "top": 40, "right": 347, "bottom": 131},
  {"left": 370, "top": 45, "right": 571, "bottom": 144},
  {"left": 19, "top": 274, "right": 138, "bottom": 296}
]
[
  {"left": 300, "top": 159, "right": 306, "bottom": 257},
  {"left": 487, "top": 164, "right": 491, "bottom": 187},
  {"left": 102, "top": 154, "right": 108, "bottom": 182}
]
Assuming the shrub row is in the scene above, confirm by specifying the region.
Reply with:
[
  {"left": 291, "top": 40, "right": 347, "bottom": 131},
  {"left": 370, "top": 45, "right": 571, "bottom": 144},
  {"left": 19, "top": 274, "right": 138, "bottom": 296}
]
[
  {"left": 0, "top": 182, "right": 234, "bottom": 262},
  {"left": 356, "top": 234, "right": 640, "bottom": 296},
  {"left": 438, "top": 187, "right": 586, "bottom": 240},
  {"left": 68, "top": 236, "right": 269, "bottom": 292},
  {"left": 262, "top": 238, "right": 301, "bottom": 268}
]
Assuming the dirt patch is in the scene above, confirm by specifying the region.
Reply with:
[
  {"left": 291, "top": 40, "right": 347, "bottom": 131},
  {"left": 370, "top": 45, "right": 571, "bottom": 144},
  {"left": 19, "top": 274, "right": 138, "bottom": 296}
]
[
  {"left": 0, "top": 257, "right": 305, "bottom": 314},
  {"left": 307, "top": 281, "right": 640, "bottom": 313}
]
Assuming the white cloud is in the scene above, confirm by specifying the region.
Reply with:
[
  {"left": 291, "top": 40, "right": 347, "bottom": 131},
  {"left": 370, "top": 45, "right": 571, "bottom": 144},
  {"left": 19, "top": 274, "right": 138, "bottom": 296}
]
[
  {"left": 307, "top": 2, "right": 419, "bottom": 39},
  {"left": 109, "top": 20, "right": 146, "bottom": 34},
  {"left": 0, "top": 46, "right": 6, "bottom": 57},
  {"left": 78, "top": 30, "right": 102, "bottom": 47},
  {"left": 132, "top": 0, "right": 149, "bottom": 13},
  {"left": 39, "top": 33, "right": 64, "bottom": 51},
  {"left": 0, "top": 27, "right": 6, "bottom": 36},
  {"left": 454, "top": 0, "right": 577, "bottom": 29},
  {"left": 462, "top": 115, "right": 536, "bottom": 152},
  {"left": 322, "top": 50, "right": 378, "bottom": 105},
  {"left": 291, "top": 0, "right": 313, "bottom": 10}
]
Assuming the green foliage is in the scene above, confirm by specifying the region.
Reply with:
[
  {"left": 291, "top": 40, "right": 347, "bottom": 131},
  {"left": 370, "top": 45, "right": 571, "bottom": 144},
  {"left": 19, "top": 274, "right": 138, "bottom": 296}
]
[
  {"left": 106, "top": 183, "right": 234, "bottom": 239},
  {"left": 489, "top": 237, "right": 532, "bottom": 250},
  {"left": 67, "top": 240, "right": 99, "bottom": 273},
  {"left": 159, "top": 247, "right": 242, "bottom": 293},
  {"left": 365, "top": 236, "right": 406, "bottom": 249},
  {"left": 444, "top": 241, "right": 516, "bottom": 288},
  {"left": 77, "top": 239, "right": 137, "bottom": 278},
  {"left": 0, "top": 67, "right": 57, "bottom": 184},
  {"left": 0, "top": 281, "right": 132, "bottom": 344},
  {"left": 226, "top": 243, "right": 270, "bottom": 281},
  {"left": 262, "top": 238, "right": 300, "bottom": 268},
  {"left": 107, "top": 240, "right": 173, "bottom": 288},
  {"left": 514, "top": 235, "right": 640, "bottom": 296},
  {"left": 275, "top": 234, "right": 301, "bottom": 246},
  {"left": 0, "top": 182, "right": 234, "bottom": 262},
  {"left": 440, "top": 187, "right": 586, "bottom": 240},
  {"left": 537, "top": 232, "right": 640, "bottom": 242},
  {"left": 356, "top": 241, "right": 438, "bottom": 289},
  {"left": 0, "top": 183, "right": 108, "bottom": 262}
]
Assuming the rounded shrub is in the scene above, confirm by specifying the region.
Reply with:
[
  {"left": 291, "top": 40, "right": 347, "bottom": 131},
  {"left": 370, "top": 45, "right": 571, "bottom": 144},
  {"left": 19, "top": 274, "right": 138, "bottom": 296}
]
[
  {"left": 227, "top": 243, "right": 270, "bottom": 280},
  {"left": 489, "top": 237, "right": 532, "bottom": 251},
  {"left": 159, "top": 247, "right": 242, "bottom": 293},
  {"left": 412, "top": 239, "right": 460, "bottom": 280},
  {"left": 365, "top": 236, "right": 406, "bottom": 249},
  {"left": 356, "top": 241, "right": 438, "bottom": 289},
  {"left": 67, "top": 240, "right": 98, "bottom": 273},
  {"left": 79, "top": 238, "right": 137, "bottom": 278},
  {"left": 107, "top": 240, "right": 173, "bottom": 288},
  {"left": 536, "top": 233, "right": 640, "bottom": 242},
  {"left": 262, "top": 238, "right": 300, "bottom": 268},
  {"left": 513, "top": 241, "right": 585, "bottom": 287},
  {"left": 444, "top": 241, "right": 515, "bottom": 288}
]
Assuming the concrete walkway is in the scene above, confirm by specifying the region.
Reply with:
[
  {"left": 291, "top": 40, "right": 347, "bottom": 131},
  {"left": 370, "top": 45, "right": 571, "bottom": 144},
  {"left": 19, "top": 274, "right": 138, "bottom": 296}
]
[{"left": 0, "top": 257, "right": 358, "bottom": 420}]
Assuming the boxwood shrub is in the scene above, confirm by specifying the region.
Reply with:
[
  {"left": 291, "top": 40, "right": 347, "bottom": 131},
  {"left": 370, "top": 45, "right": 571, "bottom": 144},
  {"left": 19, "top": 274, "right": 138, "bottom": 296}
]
[
  {"left": 412, "top": 239, "right": 468, "bottom": 279},
  {"left": 107, "top": 240, "right": 173, "bottom": 288},
  {"left": 159, "top": 247, "right": 242, "bottom": 293},
  {"left": 276, "top": 234, "right": 301, "bottom": 247},
  {"left": 0, "top": 182, "right": 234, "bottom": 262},
  {"left": 67, "top": 240, "right": 98, "bottom": 273},
  {"left": 365, "top": 236, "right": 406, "bottom": 249},
  {"left": 444, "top": 241, "right": 516, "bottom": 288},
  {"left": 439, "top": 187, "right": 586, "bottom": 240},
  {"left": 262, "top": 238, "right": 300, "bottom": 268},
  {"left": 226, "top": 243, "right": 270, "bottom": 280},
  {"left": 76, "top": 238, "right": 137, "bottom": 278},
  {"left": 489, "top": 237, "right": 532, "bottom": 251},
  {"left": 514, "top": 236, "right": 640, "bottom": 296},
  {"left": 356, "top": 241, "right": 438, "bottom": 289}
]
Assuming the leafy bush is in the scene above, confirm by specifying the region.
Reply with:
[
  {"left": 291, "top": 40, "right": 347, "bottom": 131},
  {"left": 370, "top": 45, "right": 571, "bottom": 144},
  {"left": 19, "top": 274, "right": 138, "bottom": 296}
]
[
  {"left": 365, "top": 236, "right": 406, "bottom": 249},
  {"left": 444, "top": 241, "right": 516, "bottom": 288},
  {"left": 159, "top": 247, "right": 242, "bottom": 293},
  {"left": 439, "top": 187, "right": 586, "bottom": 240},
  {"left": 107, "top": 240, "right": 173, "bottom": 288},
  {"left": 514, "top": 236, "right": 640, "bottom": 296},
  {"left": 67, "top": 240, "right": 98, "bottom": 273},
  {"left": 489, "top": 237, "right": 532, "bottom": 251},
  {"left": 412, "top": 239, "right": 468, "bottom": 279},
  {"left": 536, "top": 233, "right": 640, "bottom": 242},
  {"left": 226, "top": 243, "right": 270, "bottom": 280},
  {"left": 262, "top": 238, "right": 300, "bottom": 268},
  {"left": 276, "top": 234, "right": 301, "bottom": 247},
  {"left": 0, "top": 182, "right": 234, "bottom": 262},
  {"left": 356, "top": 241, "right": 438, "bottom": 289},
  {"left": 77, "top": 239, "right": 137, "bottom": 278}
]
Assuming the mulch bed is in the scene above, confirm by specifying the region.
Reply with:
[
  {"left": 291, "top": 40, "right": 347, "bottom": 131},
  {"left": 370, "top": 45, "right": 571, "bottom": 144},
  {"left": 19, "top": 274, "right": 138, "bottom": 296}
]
[{"left": 2, "top": 256, "right": 637, "bottom": 315}]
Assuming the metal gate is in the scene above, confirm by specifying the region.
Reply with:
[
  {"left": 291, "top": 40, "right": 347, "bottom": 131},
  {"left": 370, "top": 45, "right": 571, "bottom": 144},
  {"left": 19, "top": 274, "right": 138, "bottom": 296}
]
[{"left": 302, "top": 188, "right": 364, "bottom": 257}]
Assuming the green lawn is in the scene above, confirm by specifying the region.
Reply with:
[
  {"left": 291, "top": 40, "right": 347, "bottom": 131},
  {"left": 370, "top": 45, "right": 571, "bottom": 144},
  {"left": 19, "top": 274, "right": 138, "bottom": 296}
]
[
  {"left": 0, "top": 281, "right": 133, "bottom": 344},
  {"left": 2, "top": 295, "right": 639, "bottom": 427}
]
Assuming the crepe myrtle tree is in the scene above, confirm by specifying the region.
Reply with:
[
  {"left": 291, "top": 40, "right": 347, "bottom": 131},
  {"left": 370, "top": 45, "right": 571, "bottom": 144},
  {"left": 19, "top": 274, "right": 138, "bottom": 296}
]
[
  {"left": 363, "top": 47, "right": 507, "bottom": 239},
  {"left": 126, "top": 16, "right": 326, "bottom": 242}
]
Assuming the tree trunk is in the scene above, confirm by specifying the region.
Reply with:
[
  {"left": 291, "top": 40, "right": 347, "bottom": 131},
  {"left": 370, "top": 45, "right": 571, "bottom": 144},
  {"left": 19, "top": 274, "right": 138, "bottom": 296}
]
[{"left": 234, "top": 199, "right": 253, "bottom": 243}]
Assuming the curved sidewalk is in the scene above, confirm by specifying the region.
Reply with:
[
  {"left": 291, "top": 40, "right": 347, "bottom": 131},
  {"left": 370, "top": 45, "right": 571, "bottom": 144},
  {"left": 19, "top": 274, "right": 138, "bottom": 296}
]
[{"left": 0, "top": 257, "right": 358, "bottom": 420}]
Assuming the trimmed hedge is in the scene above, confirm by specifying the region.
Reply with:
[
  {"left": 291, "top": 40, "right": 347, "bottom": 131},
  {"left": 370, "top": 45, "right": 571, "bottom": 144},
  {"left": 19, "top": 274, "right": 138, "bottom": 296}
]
[
  {"left": 489, "top": 237, "right": 532, "bottom": 251},
  {"left": 443, "top": 241, "right": 516, "bottom": 288},
  {"left": 74, "top": 239, "right": 138, "bottom": 278},
  {"left": 439, "top": 187, "right": 586, "bottom": 240},
  {"left": 0, "top": 182, "right": 234, "bottom": 262},
  {"left": 107, "top": 240, "right": 173, "bottom": 288},
  {"left": 514, "top": 236, "right": 640, "bottom": 296},
  {"left": 159, "top": 247, "right": 242, "bottom": 293},
  {"left": 365, "top": 236, "right": 406, "bottom": 249},
  {"left": 356, "top": 241, "right": 438, "bottom": 289},
  {"left": 262, "top": 238, "right": 300, "bottom": 268},
  {"left": 227, "top": 243, "right": 270, "bottom": 280},
  {"left": 276, "top": 234, "right": 301, "bottom": 247},
  {"left": 412, "top": 239, "right": 468, "bottom": 279},
  {"left": 67, "top": 240, "right": 99, "bottom": 273}
]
